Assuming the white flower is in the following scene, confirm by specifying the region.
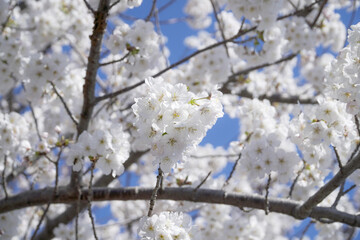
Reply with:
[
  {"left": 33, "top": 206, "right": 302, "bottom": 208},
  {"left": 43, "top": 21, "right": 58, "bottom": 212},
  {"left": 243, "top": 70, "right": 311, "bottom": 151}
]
[
  {"left": 132, "top": 77, "right": 223, "bottom": 172},
  {"left": 138, "top": 212, "right": 194, "bottom": 240},
  {"left": 97, "top": 153, "right": 125, "bottom": 177}
]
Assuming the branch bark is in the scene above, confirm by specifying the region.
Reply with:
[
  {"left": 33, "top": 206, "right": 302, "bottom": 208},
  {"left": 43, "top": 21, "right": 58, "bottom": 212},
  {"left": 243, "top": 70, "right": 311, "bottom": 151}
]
[
  {"left": 70, "top": 0, "right": 110, "bottom": 192},
  {"left": 1, "top": 186, "right": 359, "bottom": 227}
]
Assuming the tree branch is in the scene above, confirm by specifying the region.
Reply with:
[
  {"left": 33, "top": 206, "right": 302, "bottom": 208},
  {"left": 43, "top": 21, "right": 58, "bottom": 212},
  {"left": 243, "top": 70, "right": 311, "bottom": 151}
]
[
  {"left": 294, "top": 152, "right": 360, "bottom": 219},
  {"left": 145, "top": 0, "right": 157, "bottom": 21},
  {"left": 34, "top": 150, "right": 146, "bottom": 240},
  {"left": 49, "top": 81, "right": 79, "bottom": 127},
  {"left": 71, "top": 0, "right": 110, "bottom": 191},
  {"left": 1, "top": 186, "right": 360, "bottom": 227},
  {"left": 93, "top": 27, "right": 254, "bottom": 105}
]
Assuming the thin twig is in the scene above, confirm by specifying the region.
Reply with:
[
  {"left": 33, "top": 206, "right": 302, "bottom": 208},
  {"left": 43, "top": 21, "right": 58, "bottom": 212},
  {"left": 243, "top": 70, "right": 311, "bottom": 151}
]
[
  {"left": 2, "top": 155, "right": 8, "bottom": 199},
  {"left": 210, "top": 0, "right": 234, "bottom": 74},
  {"left": 355, "top": 115, "right": 360, "bottom": 137},
  {"left": 145, "top": 0, "right": 157, "bottom": 21},
  {"left": 343, "top": 184, "right": 356, "bottom": 195},
  {"left": 331, "top": 181, "right": 345, "bottom": 208},
  {"left": 49, "top": 81, "right": 79, "bottom": 126},
  {"left": 346, "top": 226, "right": 356, "bottom": 240},
  {"left": 54, "top": 148, "right": 62, "bottom": 196},
  {"left": 288, "top": 160, "right": 306, "bottom": 198},
  {"left": 83, "top": 0, "right": 95, "bottom": 14},
  {"left": 346, "top": 0, "right": 358, "bottom": 31},
  {"left": 332, "top": 183, "right": 356, "bottom": 209},
  {"left": 310, "top": 0, "right": 328, "bottom": 29},
  {"left": 223, "top": 154, "right": 241, "bottom": 187},
  {"left": 194, "top": 171, "right": 212, "bottom": 192},
  {"left": 222, "top": 52, "right": 299, "bottom": 90},
  {"left": 334, "top": 146, "right": 343, "bottom": 173},
  {"left": 286, "top": 0, "right": 297, "bottom": 9},
  {"left": 147, "top": 167, "right": 163, "bottom": 217},
  {"left": 264, "top": 173, "right": 271, "bottom": 215},
  {"left": 154, "top": 9, "right": 169, "bottom": 67},
  {"left": 299, "top": 220, "right": 314, "bottom": 240},
  {"left": 30, "top": 147, "right": 63, "bottom": 239},
  {"left": 99, "top": 52, "right": 129, "bottom": 66},
  {"left": 23, "top": 209, "right": 37, "bottom": 240},
  {"left": 347, "top": 116, "right": 360, "bottom": 162},
  {"left": 87, "top": 162, "right": 99, "bottom": 240},
  {"left": 28, "top": 101, "right": 42, "bottom": 141},
  {"left": 63, "top": 35, "right": 87, "bottom": 66},
  {"left": 109, "top": 0, "right": 121, "bottom": 10},
  {"left": 30, "top": 203, "right": 51, "bottom": 240}
]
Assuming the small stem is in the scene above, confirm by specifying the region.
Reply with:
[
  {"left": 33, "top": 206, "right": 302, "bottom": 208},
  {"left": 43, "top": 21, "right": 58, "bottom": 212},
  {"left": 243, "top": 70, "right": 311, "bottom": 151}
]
[
  {"left": 109, "top": 0, "right": 121, "bottom": 10},
  {"left": 223, "top": 153, "right": 241, "bottom": 187},
  {"left": 49, "top": 81, "right": 79, "bottom": 127},
  {"left": 30, "top": 203, "right": 51, "bottom": 240},
  {"left": 28, "top": 101, "right": 42, "bottom": 141},
  {"left": 99, "top": 52, "right": 130, "bottom": 66},
  {"left": 87, "top": 163, "right": 99, "bottom": 240},
  {"left": 264, "top": 173, "right": 271, "bottom": 215},
  {"left": 194, "top": 171, "right": 212, "bottom": 192},
  {"left": 331, "top": 181, "right": 345, "bottom": 208},
  {"left": 145, "top": 0, "right": 157, "bottom": 21},
  {"left": 83, "top": 0, "right": 95, "bottom": 14},
  {"left": 147, "top": 167, "right": 163, "bottom": 217},
  {"left": 334, "top": 146, "right": 343, "bottom": 173},
  {"left": 288, "top": 160, "right": 306, "bottom": 198},
  {"left": 299, "top": 220, "right": 314, "bottom": 240},
  {"left": 2, "top": 155, "right": 8, "bottom": 199}
]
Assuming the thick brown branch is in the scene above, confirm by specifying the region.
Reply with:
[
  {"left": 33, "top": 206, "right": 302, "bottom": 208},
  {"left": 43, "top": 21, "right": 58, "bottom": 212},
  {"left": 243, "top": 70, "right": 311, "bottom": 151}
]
[
  {"left": 1, "top": 186, "right": 360, "bottom": 227},
  {"left": 71, "top": 0, "right": 110, "bottom": 191},
  {"left": 77, "top": 0, "right": 110, "bottom": 136}
]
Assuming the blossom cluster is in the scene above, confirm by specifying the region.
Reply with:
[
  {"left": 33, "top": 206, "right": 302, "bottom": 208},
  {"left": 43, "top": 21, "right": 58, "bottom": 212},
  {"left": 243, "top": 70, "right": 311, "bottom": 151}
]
[
  {"left": 227, "top": 0, "right": 283, "bottom": 31},
  {"left": 324, "top": 22, "right": 360, "bottom": 115},
  {"left": 66, "top": 124, "right": 130, "bottom": 176},
  {"left": 103, "top": 19, "right": 166, "bottom": 80},
  {"left": 289, "top": 99, "right": 358, "bottom": 167},
  {"left": 232, "top": 99, "right": 301, "bottom": 182},
  {"left": 132, "top": 77, "right": 223, "bottom": 172},
  {"left": 138, "top": 212, "right": 195, "bottom": 240}
]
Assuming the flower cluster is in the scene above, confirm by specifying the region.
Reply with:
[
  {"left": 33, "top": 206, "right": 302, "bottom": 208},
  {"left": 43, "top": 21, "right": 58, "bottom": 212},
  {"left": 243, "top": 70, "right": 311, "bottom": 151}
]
[
  {"left": 0, "top": 112, "right": 29, "bottom": 156},
  {"left": 132, "top": 77, "right": 223, "bottom": 172},
  {"left": 176, "top": 34, "right": 230, "bottom": 92},
  {"left": 103, "top": 19, "right": 165, "bottom": 79},
  {"left": 324, "top": 22, "right": 360, "bottom": 115},
  {"left": 66, "top": 124, "right": 130, "bottom": 176},
  {"left": 227, "top": 0, "right": 283, "bottom": 31},
  {"left": 289, "top": 99, "right": 358, "bottom": 167},
  {"left": 0, "top": 36, "right": 24, "bottom": 96},
  {"left": 23, "top": 53, "right": 69, "bottom": 103},
  {"left": 138, "top": 212, "right": 195, "bottom": 240}
]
